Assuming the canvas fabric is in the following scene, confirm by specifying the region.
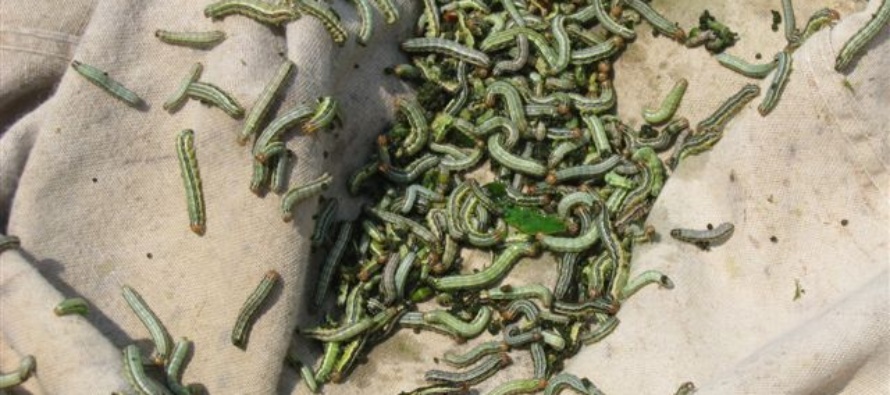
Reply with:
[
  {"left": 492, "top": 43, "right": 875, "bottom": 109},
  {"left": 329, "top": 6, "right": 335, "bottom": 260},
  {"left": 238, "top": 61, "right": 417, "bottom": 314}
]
[{"left": 0, "top": 0, "right": 886, "bottom": 394}]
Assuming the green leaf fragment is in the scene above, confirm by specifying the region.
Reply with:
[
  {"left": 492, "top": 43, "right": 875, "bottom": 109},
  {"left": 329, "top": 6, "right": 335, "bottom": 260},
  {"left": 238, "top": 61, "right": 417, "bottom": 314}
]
[
  {"left": 390, "top": 122, "right": 410, "bottom": 140},
  {"left": 504, "top": 206, "right": 567, "bottom": 235},
  {"left": 484, "top": 181, "right": 508, "bottom": 203},
  {"left": 422, "top": 168, "right": 438, "bottom": 190}
]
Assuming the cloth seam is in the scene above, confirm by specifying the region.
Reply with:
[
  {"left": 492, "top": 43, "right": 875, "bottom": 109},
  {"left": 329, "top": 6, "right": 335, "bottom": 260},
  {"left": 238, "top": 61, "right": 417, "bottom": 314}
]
[
  {"left": 0, "top": 45, "right": 72, "bottom": 61},
  {"left": 0, "top": 27, "right": 79, "bottom": 61},
  {"left": 0, "top": 27, "right": 80, "bottom": 44}
]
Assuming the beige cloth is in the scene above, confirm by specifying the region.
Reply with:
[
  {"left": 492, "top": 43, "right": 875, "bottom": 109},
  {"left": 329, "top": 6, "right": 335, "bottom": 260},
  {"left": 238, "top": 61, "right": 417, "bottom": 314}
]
[{"left": 0, "top": 1, "right": 886, "bottom": 394}]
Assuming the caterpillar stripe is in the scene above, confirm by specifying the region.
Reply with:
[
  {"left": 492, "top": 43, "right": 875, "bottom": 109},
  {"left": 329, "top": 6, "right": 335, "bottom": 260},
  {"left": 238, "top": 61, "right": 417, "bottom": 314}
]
[
  {"left": 71, "top": 60, "right": 144, "bottom": 108},
  {"left": 155, "top": 30, "right": 226, "bottom": 49},
  {"left": 231, "top": 270, "right": 280, "bottom": 348},
  {"left": 176, "top": 129, "right": 206, "bottom": 235}
]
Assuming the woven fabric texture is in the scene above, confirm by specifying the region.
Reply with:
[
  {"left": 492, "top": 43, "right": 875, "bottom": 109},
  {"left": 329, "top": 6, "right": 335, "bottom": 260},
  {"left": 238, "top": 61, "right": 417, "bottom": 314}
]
[{"left": 0, "top": 0, "right": 886, "bottom": 394}]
